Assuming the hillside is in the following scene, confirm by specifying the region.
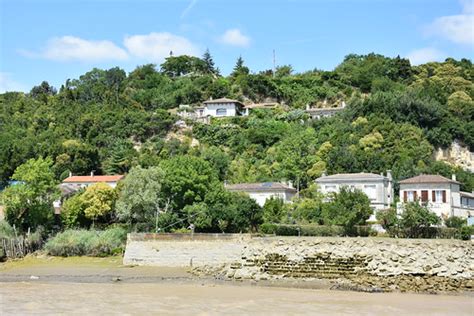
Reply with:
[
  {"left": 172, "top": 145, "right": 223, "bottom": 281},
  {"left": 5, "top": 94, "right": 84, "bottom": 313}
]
[{"left": 0, "top": 53, "right": 473, "bottom": 192}]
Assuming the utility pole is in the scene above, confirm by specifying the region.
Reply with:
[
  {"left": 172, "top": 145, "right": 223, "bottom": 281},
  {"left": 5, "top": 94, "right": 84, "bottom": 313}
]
[{"left": 273, "top": 49, "right": 276, "bottom": 78}]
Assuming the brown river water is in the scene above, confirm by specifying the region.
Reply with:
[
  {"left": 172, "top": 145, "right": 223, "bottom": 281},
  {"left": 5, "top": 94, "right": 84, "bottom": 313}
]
[{"left": 1, "top": 282, "right": 473, "bottom": 315}]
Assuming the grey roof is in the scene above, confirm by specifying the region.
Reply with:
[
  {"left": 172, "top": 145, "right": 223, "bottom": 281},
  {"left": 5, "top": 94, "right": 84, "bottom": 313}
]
[
  {"left": 316, "top": 173, "right": 387, "bottom": 182},
  {"left": 399, "top": 174, "right": 460, "bottom": 185},
  {"left": 226, "top": 182, "right": 297, "bottom": 192},
  {"left": 460, "top": 191, "right": 474, "bottom": 198},
  {"left": 203, "top": 98, "right": 243, "bottom": 105}
]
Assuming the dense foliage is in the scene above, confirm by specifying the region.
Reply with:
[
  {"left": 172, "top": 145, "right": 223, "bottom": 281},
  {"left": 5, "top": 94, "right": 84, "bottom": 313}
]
[{"left": 1, "top": 52, "right": 473, "bottom": 237}]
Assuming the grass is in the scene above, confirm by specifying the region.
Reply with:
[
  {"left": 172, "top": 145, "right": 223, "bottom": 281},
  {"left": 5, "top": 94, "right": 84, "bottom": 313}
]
[{"left": 44, "top": 227, "right": 127, "bottom": 257}]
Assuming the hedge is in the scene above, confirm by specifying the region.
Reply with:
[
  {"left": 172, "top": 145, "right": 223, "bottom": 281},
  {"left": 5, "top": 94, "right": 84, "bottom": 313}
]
[{"left": 259, "top": 223, "right": 376, "bottom": 237}]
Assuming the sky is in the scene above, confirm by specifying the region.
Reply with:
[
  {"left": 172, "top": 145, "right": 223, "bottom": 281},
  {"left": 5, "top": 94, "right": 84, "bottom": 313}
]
[{"left": 0, "top": 0, "right": 473, "bottom": 92}]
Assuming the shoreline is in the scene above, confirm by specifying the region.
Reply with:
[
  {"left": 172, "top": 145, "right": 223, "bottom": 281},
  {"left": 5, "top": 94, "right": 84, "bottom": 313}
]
[{"left": 1, "top": 255, "right": 472, "bottom": 297}]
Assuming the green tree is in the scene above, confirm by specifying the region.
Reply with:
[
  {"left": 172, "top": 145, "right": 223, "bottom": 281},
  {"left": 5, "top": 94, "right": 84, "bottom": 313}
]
[
  {"left": 321, "top": 186, "right": 372, "bottom": 234},
  {"left": 399, "top": 202, "right": 440, "bottom": 238},
  {"left": 263, "top": 197, "right": 285, "bottom": 223},
  {"left": 116, "top": 166, "right": 165, "bottom": 227},
  {"left": 61, "top": 191, "right": 90, "bottom": 228},
  {"left": 81, "top": 183, "right": 117, "bottom": 224},
  {"left": 0, "top": 157, "right": 59, "bottom": 230}
]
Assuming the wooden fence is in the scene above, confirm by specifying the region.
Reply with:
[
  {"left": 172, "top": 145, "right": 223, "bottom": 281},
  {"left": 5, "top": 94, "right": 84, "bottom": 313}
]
[{"left": 0, "top": 235, "right": 42, "bottom": 259}]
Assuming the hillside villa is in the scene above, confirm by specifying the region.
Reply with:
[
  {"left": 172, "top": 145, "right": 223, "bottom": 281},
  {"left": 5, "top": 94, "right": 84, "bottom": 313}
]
[
  {"left": 398, "top": 174, "right": 474, "bottom": 220},
  {"left": 315, "top": 171, "right": 394, "bottom": 221},
  {"left": 225, "top": 182, "right": 297, "bottom": 207}
]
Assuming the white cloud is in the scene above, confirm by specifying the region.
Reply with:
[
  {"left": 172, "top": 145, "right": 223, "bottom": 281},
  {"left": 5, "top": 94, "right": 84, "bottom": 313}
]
[
  {"left": 406, "top": 48, "right": 446, "bottom": 65},
  {"left": 219, "top": 29, "right": 251, "bottom": 47},
  {"left": 124, "top": 32, "right": 199, "bottom": 61},
  {"left": 181, "top": 0, "right": 198, "bottom": 19},
  {"left": 20, "top": 36, "right": 129, "bottom": 62},
  {"left": 426, "top": 1, "right": 474, "bottom": 45},
  {"left": 0, "top": 73, "right": 27, "bottom": 93}
]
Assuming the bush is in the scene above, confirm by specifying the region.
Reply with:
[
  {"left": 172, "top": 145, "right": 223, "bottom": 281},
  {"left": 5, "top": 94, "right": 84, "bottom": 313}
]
[
  {"left": 444, "top": 216, "right": 466, "bottom": 228},
  {"left": 460, "top": 226, "right": 474, "bottom": 240},
  {"left": 259, "top": 223, "right": 347, "bottom": 236},
  {"left": 44, "top": 227, "right": 127, "bottom": 257},
  {"left": 0, "top": 220, "right": 15, "bottom": 239}
]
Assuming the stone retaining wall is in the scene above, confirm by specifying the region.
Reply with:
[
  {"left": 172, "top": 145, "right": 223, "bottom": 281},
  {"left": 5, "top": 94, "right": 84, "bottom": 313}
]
[
  {"left": 123, "top": 234, "right": 474, "bottom": 292},
  {"left": 123, "top": 233, "right": 249, "bottom": 267}
]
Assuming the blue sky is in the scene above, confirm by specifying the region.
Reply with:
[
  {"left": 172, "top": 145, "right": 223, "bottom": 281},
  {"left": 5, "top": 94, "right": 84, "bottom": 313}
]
[{"left": 0, "top": 0, "right": 473, "bottom": 92}]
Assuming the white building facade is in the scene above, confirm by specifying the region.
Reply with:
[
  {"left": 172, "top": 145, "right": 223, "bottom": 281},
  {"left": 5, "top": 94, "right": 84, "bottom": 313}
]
[
  {"left": 315, "top": 172, "right": 394, "bottom": 221},
  {"left": 225, "top": 182, "right": 297, "bottom": 207},
  {"left": 200, "top": 98, "right": 246, "bottom": 118},
  {"left": 398, "top": 174, "right": 474, "bottom": 220}
]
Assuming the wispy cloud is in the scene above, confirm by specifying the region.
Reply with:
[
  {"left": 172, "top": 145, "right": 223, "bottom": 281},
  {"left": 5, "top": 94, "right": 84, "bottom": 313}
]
[
  {"left": 219, "top": 29, "right": 251, "bottom": 47},
  {"left": 181, "top": 0, "right": 198, "bottom": 19},
  {"left": 20, "top": 36, "right": 129, "bottom": 62},
  {"left": 124, "top": 32, "right": 200, "bottom": 61},
  {"left": 425, "top": 0, "right": 474, "bottom": 46},
  {"left": 0, "top": 72, "right": 27, "bottom": 93},
  {"left": 406, "top": 47, "right": 446, "bottom": 65}
]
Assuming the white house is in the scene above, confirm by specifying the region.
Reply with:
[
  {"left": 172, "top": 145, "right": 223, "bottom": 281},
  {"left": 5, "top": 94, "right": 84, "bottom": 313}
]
[
  {"left": 315, "top": 171, "right": 394, "bottom": 221},
  {"left": 225, "top": 182, "right": 297, "bottom": 207},
  {"left": 398, "top": 174, "right": 474, "bottom": 220},
  {"left": 199, "top": 98, "right": 247, "bottom": 118}
]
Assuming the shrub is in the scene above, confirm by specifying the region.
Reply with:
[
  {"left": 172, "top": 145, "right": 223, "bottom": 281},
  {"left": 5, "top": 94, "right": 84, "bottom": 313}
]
[
  {"left": 460, "top": 226, "right": 474, "bottom": 240},
  {"left": 444, "top": 216, "right": 466, "bottom": 228},
  {"left": 0, "top": 220, "right": 15, "bottom": 239},
  {"left": 259, "top": 223, "right": 347, "bottom": 236},
  {"left": 44, "top": 227, "right": 127, "bottom": 257}
]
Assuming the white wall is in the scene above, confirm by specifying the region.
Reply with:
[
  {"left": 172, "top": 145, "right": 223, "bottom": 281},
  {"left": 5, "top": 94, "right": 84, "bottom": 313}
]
[
  {"left": 204, "top": 103, "right": 237, "bottom": 117},
  {"left": 399, "top": 183, "right": 461, "bottom": 218},
  {"left": 245, "top": 191, "right": 295, "bottom": 207},
  {"left": 318, "top": 181, "right": 392, "bottom": 210}
]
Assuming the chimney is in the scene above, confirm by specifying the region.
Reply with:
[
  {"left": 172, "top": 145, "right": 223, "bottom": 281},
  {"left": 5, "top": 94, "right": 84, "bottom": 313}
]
[
  {"left": 90, "top": 170, "right": 94, "bottom": 177},
  {"left": 288, "top": 181, "right": 293, "bottom": 189},
  {"left": 452, "top": 174, "right": 456, "bottom": 181},
  {"left": 322, "top": 171, "right": 327, "bottom": 177},
  {"left": 387, "top": 170, "right": 392, "bottom": 180},
  {"left": 68, "top": 171, "right": 72, "bottom": 178}
]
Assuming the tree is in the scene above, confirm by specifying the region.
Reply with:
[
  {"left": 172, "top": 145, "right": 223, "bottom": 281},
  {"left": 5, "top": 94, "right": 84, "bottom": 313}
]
[
  {"left": 61, "top": 191, "right": 90, "bottom": 228},
  {"left": 444, "top": 216, "right": 465, "bottom": 228},
  {"left": 231, "top": 56, "right": 249, "bottom": 77},
  {"left": 116, "top": 166, "right": 165, "bottom": 227},
  {"left": 376, "top": 208, "right": 398, "bottom": 231},
  {"left": 399, "top": 202, "right": 440, "bottom": 238},
  {"left": 263, "top": 197, "right": 285, "bottom": 223},
  {"left": 321, "top": 186, "right": 372, "bottom": 234},
  {"left": 202, "top": 49, "right": 219, "bottom": 76},
  {"left": 81, "top": 183, "right": 117, "bottom": 224},
  {"left": 0, "top": 157, "right": 59, "bottom": 230},
  {"left": 160, "top": 55, "right": 207, "bottom": 77}
]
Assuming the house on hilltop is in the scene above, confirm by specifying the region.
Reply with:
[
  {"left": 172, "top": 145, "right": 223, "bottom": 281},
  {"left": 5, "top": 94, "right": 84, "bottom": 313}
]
[
  {"left": 398, "top": 174, "right": 474, "bottom": 220},
  {"left": 225, "top": 182, "right": 297, "bottom": 207}
]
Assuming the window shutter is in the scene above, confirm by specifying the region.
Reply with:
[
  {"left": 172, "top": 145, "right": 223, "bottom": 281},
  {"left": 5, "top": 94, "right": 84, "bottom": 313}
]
[
  {"left": 414, "top": 191, "right": 418, "bottom": 201},
  {"left": 432, "top": 191, "right": 435, "bottom": 202},
  {"left": 442, "top": 190, "right": 446, "bottom": 203},
  {"left": 403, "top": 191, "right": 407, "bottom": 202},
  {"left": 421, "top": 190, "right": 428, "bottom": 202}
]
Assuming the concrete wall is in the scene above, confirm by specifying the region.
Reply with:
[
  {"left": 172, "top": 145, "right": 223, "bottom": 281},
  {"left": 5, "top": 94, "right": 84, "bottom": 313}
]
[
  {"left": 204, "top": 103, "right": 238, "bottom": 117},
  {"left": 246, "top": 191, "right": 295, "bottom": 207},
  {"left": 123, "top": 233, "right": 250, "bottom": 267}
]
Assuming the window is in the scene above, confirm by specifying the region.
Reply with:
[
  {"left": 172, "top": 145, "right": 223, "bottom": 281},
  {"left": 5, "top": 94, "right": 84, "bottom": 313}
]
[
  {"left": 363, "top": 185, "right": 376, "bottom": 200},
  {"left": 433, "top": 190, "right": 446, "bottom": 203},
  {"left": 216, "top": 108, "right": 227, "bottom": 116},
  {"left": 406, "top": 191, "right": 415, "bottom": 202},
  {"left": 421, "top": 190, "right": 428, "bottom": 202}
]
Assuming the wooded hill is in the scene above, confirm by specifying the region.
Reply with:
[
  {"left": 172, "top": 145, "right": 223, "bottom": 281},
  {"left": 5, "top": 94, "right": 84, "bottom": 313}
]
[{"left": 1, "top": 53, "right": 473, "bottom": 192}]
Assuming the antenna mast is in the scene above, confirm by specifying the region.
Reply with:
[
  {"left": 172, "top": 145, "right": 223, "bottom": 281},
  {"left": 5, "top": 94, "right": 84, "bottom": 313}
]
[{"left": 272, "top": 49, "right": 276, "bottom": 78}]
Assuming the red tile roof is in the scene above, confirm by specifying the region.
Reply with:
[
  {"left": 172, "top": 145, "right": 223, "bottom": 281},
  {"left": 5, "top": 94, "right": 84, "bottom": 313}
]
[
  {"left": 399, "top": 174, "right": 460, "bottom": 184},
  {"left": 226, "top": 182, "right": 297, "bottom": 192},
  {"left": 63, "top": 175, "right": 124, "bottom": 183}
]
